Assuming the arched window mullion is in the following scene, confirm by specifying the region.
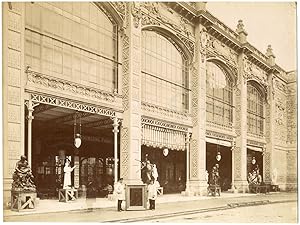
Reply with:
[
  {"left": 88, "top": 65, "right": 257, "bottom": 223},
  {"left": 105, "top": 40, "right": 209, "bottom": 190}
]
[
  {"left": 247, "top": 83, "right": 265, "bottom": 136},
  {"left": 206, "top": 62, "right": 233, "bottom": 127},
  {"left": 141, "top": 31, "right": 189, "bottom": 112}
]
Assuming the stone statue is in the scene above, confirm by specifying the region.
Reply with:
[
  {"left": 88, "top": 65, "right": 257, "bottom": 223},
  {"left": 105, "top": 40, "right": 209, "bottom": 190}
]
[
  {"left": 63, "top": 159, "right": 76, "bottom": 189},
  {"left": 12, "top": 155, "right": 36, "bottom": 192}
]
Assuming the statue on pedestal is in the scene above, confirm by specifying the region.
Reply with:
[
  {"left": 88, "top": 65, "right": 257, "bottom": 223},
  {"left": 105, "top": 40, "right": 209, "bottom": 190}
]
[
  {"left": 63, "top": 159, "right": 76, "bottom": 189},
  {"left": 11, "top": 155, "right": 36, "bottom": 192}
]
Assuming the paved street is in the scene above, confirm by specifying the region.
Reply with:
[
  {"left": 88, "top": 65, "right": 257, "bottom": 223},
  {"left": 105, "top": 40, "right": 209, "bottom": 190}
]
[
  {"left": 4, "top": 193, "right": 297, "bottom": 223},
  {"left": 147, "top": 202, "right": 297, "bottom": 223}
]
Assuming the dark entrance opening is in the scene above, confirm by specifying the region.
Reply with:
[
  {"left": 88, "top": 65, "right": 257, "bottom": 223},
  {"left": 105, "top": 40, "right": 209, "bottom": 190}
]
[
  {"left": 247, "top": 149, "right": 263, "bottom": 180},
  {"left": 141, "top": 146, "right": 186, "bottom": 194},
  {"left": 31, "top": 104, "right": 117, "bottom": 199},
  {"left": 206, "top": 143, "right": 232, "bottom": 191}
]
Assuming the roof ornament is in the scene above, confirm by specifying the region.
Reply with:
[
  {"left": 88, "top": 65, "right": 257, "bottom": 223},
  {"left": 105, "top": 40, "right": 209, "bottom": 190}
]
[{"left": 236, "top": 20, "right": 248, "bottom": 43}]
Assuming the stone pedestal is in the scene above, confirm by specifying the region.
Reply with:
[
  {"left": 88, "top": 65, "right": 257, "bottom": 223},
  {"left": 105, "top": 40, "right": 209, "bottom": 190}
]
[{"left": 11, "top": 191, "right": 37, "bottom": 212}]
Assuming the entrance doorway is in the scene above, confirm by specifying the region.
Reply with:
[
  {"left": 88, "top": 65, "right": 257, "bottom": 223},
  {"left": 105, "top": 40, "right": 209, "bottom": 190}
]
[
  {"left": 29, "top": 104, "right": 118, "bottom": 199},
  {"left": 247, "top": 149, "right": 263, "bottom": 180},
  {"left": 206, "top": 143, "right": 232, "bottom": 191},
  {"left": 141, "top": 146, "right": 186, "bottom": 194}
]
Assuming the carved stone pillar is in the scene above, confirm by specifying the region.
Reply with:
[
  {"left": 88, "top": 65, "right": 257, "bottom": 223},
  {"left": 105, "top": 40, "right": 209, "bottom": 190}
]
[
  {"left": 3, "top": 2, "right": 26, "bottom": 204},
  {"left": 25, "top": 99, "right": 38, "bottom": 168},
  {"left": 112, "top": 117, "right": 120, "bottom": 184},
  {"left": 188, "top": 25, "right": 208, "bottom": 195},
  {"left": 233, "top": 53, "right": 248, "bottom": 192},
  {"left": 264, "top": 73, "right": 275, "bottom": 184},
  {"left": 120, "top": 3, "right": 142, "bottom": 184},
  {"left": 185, "top": 132, "right": 191, "bottom": 193}
]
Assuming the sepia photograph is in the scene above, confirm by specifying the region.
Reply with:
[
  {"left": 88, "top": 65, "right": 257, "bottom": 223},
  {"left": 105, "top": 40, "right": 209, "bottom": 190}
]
[{"left": 2, "top": 1, "right": 297, "bottom": 223}]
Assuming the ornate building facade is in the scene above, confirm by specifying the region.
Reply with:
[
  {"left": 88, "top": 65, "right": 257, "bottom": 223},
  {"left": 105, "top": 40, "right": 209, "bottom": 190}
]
[{"left": 3, "top": 2, "right": 297, "bottom": 204}]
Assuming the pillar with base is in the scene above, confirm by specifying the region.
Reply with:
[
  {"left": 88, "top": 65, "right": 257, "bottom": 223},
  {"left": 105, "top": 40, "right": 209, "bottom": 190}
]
[
  {"left": 119, "top": 2, "right": 143, "bottom": 185},
  {"left": 233, "top": 24, "right": 250, "bottom": 191},
  {"left": 185, "top": 23, "right": 209, "bottom": 196}
]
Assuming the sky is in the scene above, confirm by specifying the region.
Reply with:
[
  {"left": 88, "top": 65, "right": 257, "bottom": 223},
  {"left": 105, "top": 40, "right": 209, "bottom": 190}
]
[{"left": 206, "top": 2, "right": 297, "bottom": 72}]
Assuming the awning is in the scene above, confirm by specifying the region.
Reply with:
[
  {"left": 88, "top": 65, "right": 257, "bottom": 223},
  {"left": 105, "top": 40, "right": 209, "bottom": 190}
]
[
  {"left": 247, "top": 145, "right": 263, "bottom": 152},
  {"left": 205, "top": 137, "right": 232, "bottom": 147}
]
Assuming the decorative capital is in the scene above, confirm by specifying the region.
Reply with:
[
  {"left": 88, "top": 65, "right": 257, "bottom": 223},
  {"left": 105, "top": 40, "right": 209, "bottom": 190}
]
[{"left": 131, "top": 2, "right": 142, "bottom": 28}]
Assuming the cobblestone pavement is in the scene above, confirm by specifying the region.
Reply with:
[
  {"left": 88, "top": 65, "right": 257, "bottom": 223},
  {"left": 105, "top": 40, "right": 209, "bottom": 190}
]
[{"left": 4, "top": 192, "right": 297, "bottom": 223}]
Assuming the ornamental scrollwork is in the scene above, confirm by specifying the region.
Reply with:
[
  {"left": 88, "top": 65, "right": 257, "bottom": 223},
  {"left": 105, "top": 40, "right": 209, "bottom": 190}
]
[
  {"left": 275, "top": 97, "right": 286, "bottom": 125},
  {"left": 199, "top": 28, "right": 208, "bottom": 63},
  {"left": 206, "top": 130, "right": 234, "bottom": 142},
  {"left": 110, "top": 2, "right": 126, "bottom": 21},
  {"left": 26, "top": 70, "right": 117, "bottom": 103},
  {"left": 243, "top": 56, "right": 268, "bottom": 91},
  {"left": 274, "top": 78, "right": 287, "bottom": 93},
  {"left": 208, "top": 36, "right": 238, "bottom": 66},
  {"left": 131, "top": 2, "right": 142, "bottom": 28},
  {"left": 141, "top": 117, "right": 189, "bottom": 132},
  {"left": 176, "top": 33, "right": 195, "bottom": 59}
]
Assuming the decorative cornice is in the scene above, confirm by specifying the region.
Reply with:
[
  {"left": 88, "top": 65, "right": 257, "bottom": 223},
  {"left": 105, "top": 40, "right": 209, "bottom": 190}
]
[
  {"left": 30, "top": 93, "right": 116, "bottom": 118},
  {"left": 206, "top": 130, "right": 234, "bottom": 142},
  {"left": 139, "top": 4, "right": 195, "bottom": 59},
  {"left": 141, "top": 102, "right": 191, "bottom": 125},
  {"left": 247, "top": 139, "right": 265, "bottom": 148},
  {"left": 26, "top": 69, "right": 119, "bottom": 104},
  {"left": 141, "top": 117, "right": 189, "bottom": 132}
]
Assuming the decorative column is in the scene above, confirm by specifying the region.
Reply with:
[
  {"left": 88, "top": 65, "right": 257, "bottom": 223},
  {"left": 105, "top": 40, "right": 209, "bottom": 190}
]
[
  {"left": 3, "top": 2, "right": 26, "bottom": 204},
  {"left": 184, "top": 132, "right": 191, "bottom": 193},
  {"left": 112, "top": 117, "right": 120, "bottom": 184},
  {"left": 188, "top": 21, "right": 208, "bottom": 195},
  {"left": 26, "top": 99, "right": 36, "bottom": 168},
  {"left": 120, "top": 3, "right": 143, "bottom": 184},
  {"left": 234, "top": 20, "right": 249, "bottom": 192},
  {"left": 264, "top": 45, "right": 276, "bottom": 184}
]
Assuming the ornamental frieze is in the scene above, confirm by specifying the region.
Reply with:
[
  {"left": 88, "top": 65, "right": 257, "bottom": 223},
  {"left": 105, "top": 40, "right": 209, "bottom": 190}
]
[
  {"left": 110, "top": 2, "right": 126, "bottom": 21},
  {"left": 141, "top": 117, "right": 189, "bottom": 132},
  {"left": 26, "top": 70, "right": 117, "bottom": 103},
  {"left": 206, "top": 130, "right": 234, "bottom": 142},
  {"left": 274, "top": 78, "right": 287, "bottom": 93},
  {"left": 275, "top": 97, "right": 286, "bottom": 125},
  {"left": 141, "top": 102, "right": 191, "bottom": 125},
  {"left": 207, "top": 36, "right": 238, "bottom": 66},
  {"left": 247, "top": 139, "right": 265, "bottom": 148},
  {"left": 243, "top": 56, "right": 268, "bottom": 89},
  {"left": 139, "top": 2, "right": 193, "bottom": 38}
]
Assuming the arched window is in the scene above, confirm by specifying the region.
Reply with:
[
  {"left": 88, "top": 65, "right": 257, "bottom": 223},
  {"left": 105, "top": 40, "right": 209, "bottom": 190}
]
[
  {"left": 25, "top": 3, "right": 118, "bottom": 93},
  {"left": 247, "top": 83, "right": 264, "bottom": 136},
  {"left": 206, "top": 62, "right": 233, "bottom": 127},
  {"left": 141, "top": 31, "right": 189, "bottom": 112}
]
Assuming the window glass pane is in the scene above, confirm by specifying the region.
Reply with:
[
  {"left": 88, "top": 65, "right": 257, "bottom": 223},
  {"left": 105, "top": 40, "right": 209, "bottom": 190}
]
[
  {"left": 247, "top": 84, "right": 265, "bottom": 135},
  {"left": 206, "top": 62, "right": 233, "bottom": 127},
  {"left": 141, "top": 31, "right": 189, "bottom": 112}
]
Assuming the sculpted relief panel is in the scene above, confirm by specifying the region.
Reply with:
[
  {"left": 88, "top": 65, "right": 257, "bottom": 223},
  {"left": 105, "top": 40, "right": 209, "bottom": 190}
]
[
  {"left": 207, "top": 35, "right": 238, "bottom": 66},
  {"left": 243, "top": 56, "right": 268, "bottom": 89}
]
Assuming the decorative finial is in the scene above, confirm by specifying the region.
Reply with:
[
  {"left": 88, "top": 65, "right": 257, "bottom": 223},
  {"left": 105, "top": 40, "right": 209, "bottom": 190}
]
[
  {"left": 266, "top": 45, "right": 275, "bottom": 57},
  {"left": 237, "top": 20, "right": 244, "bottom": 31}
]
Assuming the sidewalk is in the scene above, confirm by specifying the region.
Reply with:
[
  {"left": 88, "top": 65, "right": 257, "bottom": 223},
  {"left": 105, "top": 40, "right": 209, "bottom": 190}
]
[{"left": 4, "top": 191, "right": 296, "bottom": 221}]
